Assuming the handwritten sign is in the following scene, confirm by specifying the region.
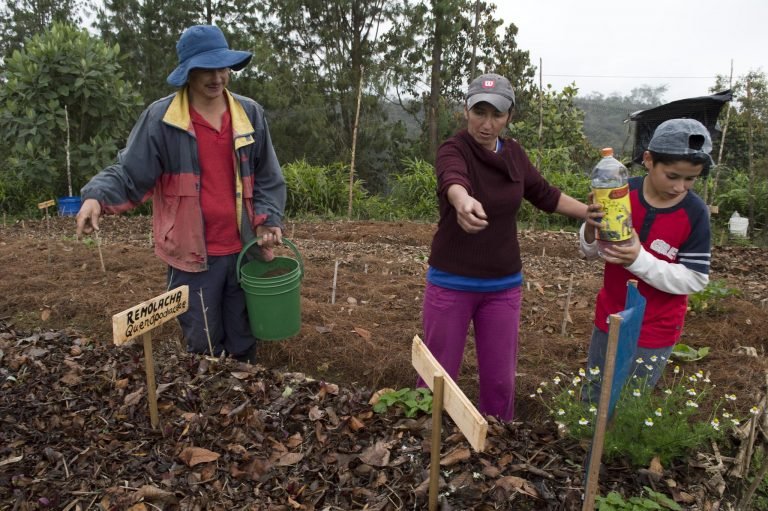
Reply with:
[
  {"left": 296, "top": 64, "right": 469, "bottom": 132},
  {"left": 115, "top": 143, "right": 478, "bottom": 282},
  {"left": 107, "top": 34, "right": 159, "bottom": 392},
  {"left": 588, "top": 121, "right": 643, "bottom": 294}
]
[
  {"left": 112, "top": 286, "right": 189, "bottom": 345},
  {"left": 38, "top": 199, "right": 56, "bottom": 209}
]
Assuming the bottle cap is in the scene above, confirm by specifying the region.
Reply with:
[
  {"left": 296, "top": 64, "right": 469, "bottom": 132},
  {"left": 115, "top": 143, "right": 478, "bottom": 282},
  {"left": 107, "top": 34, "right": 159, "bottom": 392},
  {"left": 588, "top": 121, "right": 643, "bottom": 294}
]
[{"left": 600, "top": 147, "right": 614, "bottom": 157}]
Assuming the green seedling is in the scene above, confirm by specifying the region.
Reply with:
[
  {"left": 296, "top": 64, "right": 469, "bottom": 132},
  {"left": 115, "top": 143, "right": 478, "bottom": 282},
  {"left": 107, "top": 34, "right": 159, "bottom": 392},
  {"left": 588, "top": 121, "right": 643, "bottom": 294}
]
[
  {"left": 372, "top": 387, "right": 432, "bottom": 417},
  {"left": 671, "top": 343, "right": 710, "bottom": 362}
]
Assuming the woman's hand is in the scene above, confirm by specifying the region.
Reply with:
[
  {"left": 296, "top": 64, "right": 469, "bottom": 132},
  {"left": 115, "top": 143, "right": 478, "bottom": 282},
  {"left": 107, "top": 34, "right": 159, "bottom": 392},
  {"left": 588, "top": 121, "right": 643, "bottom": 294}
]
[
  {"left": 447, "top": 184, "right": 488, "bottom": 233},
  {"left": 583, "top": 197, "right": 604, "bottom": 244}
]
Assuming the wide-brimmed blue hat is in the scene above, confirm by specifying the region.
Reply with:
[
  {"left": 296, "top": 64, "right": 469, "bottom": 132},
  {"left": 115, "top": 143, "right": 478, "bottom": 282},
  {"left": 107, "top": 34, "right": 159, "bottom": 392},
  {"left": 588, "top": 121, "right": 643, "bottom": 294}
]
[{"left": 166, "top": 25, "right": 252, "bottom": 87}]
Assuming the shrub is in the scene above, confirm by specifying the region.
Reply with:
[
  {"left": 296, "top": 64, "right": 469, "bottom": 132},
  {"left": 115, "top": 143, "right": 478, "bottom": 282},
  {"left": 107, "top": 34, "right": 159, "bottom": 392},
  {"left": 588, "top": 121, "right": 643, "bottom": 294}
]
[
  {"left": 688, "top": 280, "right": 739, "bottom": 314},
  {"left": 283, "top": 159, "right": 369, "bottom": 218},
  {"left": 533, "top": 364, "right": 749, "bottom": 467},
  {"left": 385, "top": 158, "right": 438, "bottom": 221}
]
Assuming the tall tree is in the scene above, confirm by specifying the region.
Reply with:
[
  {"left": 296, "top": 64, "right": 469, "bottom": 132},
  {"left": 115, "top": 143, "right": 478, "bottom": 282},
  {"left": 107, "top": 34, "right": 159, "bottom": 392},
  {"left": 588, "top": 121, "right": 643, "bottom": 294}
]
[
  {"left": 0, "top": 22, "right": 143, "bottom": 211},
  {"left": 0, "top": 0, "right": 91, "bottom": 61},
  {"left": 93, "top": 0, "right": 203, "bottom": 104},
  {"left": 251, "top": 0, "right": 414, "bottom": 190}
]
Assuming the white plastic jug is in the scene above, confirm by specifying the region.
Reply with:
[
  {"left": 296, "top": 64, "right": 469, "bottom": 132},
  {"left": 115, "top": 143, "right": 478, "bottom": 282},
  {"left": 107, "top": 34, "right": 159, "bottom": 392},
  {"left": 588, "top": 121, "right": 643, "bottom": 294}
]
[{"left": 729, "top": 211, "right": 749, "bottom": 237}]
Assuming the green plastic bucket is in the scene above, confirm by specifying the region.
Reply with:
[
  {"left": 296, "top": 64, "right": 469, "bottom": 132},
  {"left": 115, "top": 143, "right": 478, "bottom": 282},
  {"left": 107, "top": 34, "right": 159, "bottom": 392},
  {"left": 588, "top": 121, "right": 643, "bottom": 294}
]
[{"left": 237, "top": 237, "right": 303, "bottom": 341}]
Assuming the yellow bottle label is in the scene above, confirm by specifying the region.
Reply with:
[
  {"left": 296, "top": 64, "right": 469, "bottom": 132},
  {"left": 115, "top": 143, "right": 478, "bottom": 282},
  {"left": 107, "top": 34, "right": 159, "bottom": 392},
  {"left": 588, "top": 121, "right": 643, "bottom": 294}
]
[{"left": 593, "top": 185, "right": 632, "bottom": 242}]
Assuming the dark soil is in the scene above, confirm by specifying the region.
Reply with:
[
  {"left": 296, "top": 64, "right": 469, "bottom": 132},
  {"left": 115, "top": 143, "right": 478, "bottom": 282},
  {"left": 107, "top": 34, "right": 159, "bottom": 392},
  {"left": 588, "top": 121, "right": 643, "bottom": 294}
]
[{"left": 1, "top": 214, "right": 768, "bottom": 510}]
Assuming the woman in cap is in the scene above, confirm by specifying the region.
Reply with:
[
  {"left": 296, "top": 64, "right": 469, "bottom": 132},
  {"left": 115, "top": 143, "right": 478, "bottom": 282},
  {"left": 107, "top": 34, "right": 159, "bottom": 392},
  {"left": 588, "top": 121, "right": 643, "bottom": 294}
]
[{"left": 420, "top": 73, "right": 592, "bottom": 421}]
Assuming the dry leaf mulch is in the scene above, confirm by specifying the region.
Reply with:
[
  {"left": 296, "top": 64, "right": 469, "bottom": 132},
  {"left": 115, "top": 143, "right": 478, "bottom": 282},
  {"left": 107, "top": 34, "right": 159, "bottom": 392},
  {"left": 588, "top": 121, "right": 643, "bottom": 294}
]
[{"left": 0, "top": 317, "right": 755, "bottom": 511}]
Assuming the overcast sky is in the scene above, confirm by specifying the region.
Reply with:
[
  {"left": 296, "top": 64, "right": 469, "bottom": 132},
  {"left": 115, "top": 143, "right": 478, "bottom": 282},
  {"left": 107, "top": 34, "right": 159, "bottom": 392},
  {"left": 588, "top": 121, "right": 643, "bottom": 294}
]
[{"left": 495, "top": 0, "right": 767, "bottom": 102}]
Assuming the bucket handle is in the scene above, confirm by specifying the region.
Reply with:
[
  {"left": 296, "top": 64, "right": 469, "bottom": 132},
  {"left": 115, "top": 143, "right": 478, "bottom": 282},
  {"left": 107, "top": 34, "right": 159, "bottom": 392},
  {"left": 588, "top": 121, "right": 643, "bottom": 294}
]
[{"left": 236, "top": 237, "right": 303, "bottom": 284}]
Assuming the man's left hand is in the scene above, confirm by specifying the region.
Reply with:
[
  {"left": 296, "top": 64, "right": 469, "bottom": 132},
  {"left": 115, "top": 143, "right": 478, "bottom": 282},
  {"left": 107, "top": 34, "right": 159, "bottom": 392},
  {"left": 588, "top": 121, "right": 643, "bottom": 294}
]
[{"left": 255, "top": 225, "right": 282, "bottom": 262}]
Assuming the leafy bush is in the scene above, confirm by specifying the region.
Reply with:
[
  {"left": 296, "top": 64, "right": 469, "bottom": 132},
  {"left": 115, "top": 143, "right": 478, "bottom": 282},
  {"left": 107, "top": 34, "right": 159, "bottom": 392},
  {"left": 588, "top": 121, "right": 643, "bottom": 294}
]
[
  {"left": 385, "top": 158, "right": 437, "bottom": 221},
  {"left": 0, "top": 22, "right": 142, "bottom": 210},
  {"left": 518, "top": 148, "right": 591, "bottom": 230},
  {"left": 282, "top": 159, "right": 369, "bottom": 218},
  {"left": 533, "top": 365, "right": 746, "bottom": 467},
  {"left": 688, "top": 280, "right": 739, "bottom": 314}
]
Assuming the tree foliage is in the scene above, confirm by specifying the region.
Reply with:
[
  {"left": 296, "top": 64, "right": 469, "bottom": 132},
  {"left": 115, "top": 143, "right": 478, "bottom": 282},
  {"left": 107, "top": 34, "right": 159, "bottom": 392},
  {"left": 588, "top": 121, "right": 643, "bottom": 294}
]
[
  {"left": 0, "top": 0, "right": 91, "bottom": 62},
  {"left": 0, "top": 22, "right": 143, "bottom": 211}
]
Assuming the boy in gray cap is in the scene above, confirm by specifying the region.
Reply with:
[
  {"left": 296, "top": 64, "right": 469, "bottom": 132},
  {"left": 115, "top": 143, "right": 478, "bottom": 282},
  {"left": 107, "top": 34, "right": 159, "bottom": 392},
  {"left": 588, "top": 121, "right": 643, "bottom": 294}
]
[
  {"left": 76, "top": 25, "right": 286, "bottom": 363},
  {"left": 580, "top": 118, "right": 714, "bottom": 398}
]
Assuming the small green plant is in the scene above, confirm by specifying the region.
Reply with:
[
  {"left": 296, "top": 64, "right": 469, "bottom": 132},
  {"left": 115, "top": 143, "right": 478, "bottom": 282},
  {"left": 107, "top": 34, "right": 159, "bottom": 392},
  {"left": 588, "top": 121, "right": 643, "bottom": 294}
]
[
  {"left": 372, "top": 387, "right": 433, "bottom": 417},
  {"left": 533, "top": 363, "right": 747, "bottom": 467},
  {"left": 670, "top": 343, "right": 710, "bottom": 362},
  {"left": 688, "top": 280, "right": 739, "bottom": 314},
  {"left": 595, "top": 486, "right": 681, "bottom": 510}
]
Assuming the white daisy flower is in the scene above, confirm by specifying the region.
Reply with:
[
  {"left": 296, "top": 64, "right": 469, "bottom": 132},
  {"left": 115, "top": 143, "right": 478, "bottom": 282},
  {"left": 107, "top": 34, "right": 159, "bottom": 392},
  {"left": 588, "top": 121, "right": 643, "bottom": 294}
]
[
  {"left": 589, "top": 366, "right": 600, "bottom": 376},
  {"left": 579, "top": 418, "right": 589, "bottom": 426},
  {"left": 655, "top": 408, "right": 663, "bottom": 417},
  {"left": 686, "top": 400, "right": 699, "bottom": 408},
  {"left": 650, "top": 355, "right": 658, "bottom": 362},
  {"left": 557, "top": 408, "right": 566, "bottom": 416},
  {"left": 644, "top": 418, "right": 654, "bottom": 427},
  {"left": 635, "top": 357, "right": 644, "bottom": 364},
  {"left": 633, "top": 389, "right": 641, "bottom": 397}
]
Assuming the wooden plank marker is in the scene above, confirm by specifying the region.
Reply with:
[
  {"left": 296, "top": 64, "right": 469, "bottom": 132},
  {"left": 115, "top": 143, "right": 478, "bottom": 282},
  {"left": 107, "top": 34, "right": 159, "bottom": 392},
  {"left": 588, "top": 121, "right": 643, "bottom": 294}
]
[
  {"left": 112, "top": 286, "right": 189, "bottom": 429},
  {"left": 582, "top": 312, "right": 622, "bottom": 511},
  {"left": 38, "top": 199, "right": 56, "bottom": 211},
  {"left": 38, "top": 199, "right": 55, "bottom": 229},
  {"left": 412, "top": 335, "right": 488, "bottom": 510}
]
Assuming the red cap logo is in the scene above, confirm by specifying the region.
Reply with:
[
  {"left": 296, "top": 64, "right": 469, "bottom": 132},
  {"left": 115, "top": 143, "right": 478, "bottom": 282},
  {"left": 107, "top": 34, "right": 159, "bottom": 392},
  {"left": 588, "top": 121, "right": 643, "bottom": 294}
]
[{"left": 482, "top": 80, "right": 495, "bottom": 88}]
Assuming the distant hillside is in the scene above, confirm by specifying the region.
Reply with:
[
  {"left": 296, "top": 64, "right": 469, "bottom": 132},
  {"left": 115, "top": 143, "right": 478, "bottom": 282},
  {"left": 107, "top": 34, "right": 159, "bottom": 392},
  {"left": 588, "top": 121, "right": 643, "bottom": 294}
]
[
  {"left": 575, "top": 97, "right": 656, "bottom": 160},
  {"left": 380, "top": 93, "right": 662, "bottom": 163}
]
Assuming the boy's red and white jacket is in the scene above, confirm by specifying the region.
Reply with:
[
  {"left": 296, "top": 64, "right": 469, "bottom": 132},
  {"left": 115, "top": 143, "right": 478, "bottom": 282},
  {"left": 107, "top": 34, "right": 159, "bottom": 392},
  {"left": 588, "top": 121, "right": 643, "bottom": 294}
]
[{"left": 579, "top": 176, "right": 710, "bottom": 349}]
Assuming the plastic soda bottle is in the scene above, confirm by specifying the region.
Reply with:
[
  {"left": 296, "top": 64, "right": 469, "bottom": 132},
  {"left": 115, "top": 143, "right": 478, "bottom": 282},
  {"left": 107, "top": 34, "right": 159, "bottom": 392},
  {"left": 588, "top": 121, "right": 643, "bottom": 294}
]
[{"left": 591, "top": 148, "right": 633, "bottom": 257}]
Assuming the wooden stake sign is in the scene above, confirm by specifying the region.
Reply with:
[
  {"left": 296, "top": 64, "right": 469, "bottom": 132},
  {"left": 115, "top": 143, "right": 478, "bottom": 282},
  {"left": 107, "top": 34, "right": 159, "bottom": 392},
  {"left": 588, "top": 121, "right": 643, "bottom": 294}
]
[
  {"left": 412, "top": 335, "right": 488, "bottom": 451},
  {"left": 412, "top": 335, "right": 488, "bottom": 511},
  {"left": 38, "top": 199, "right": 56, "bottom": 211},
  {"left": 112, "top": 286, "right": 189, "bottom": 428},
  {"left": 38, "top": 199, "right": 55, "bottom": 229}
]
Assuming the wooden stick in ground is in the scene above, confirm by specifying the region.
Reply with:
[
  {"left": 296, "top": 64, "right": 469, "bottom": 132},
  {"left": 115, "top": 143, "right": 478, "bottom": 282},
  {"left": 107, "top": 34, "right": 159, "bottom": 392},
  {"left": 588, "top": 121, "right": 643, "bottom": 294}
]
[
  {"left": 582, "top": 313, "right": 623, "bottom": 511},
  {"left": 331, "top": 260, "right": 339, "bottom": 304},
  {"left": 141, "top": 332, "right": 159, "bottom": 429},
  {"left": 429, "top": 373, "right": 444, "bottom": 511},
  {"left": 198, "top": 289, "right": 215, "bottom": 357},
  {"left": 561, "top": 273, "right": 574, "bottom": 336},
  {"left": 94, "top": 230, "right": 106, "bottom": 272},
  {"left": 738, "top": 372, "right": 768, "bottom": 510}
]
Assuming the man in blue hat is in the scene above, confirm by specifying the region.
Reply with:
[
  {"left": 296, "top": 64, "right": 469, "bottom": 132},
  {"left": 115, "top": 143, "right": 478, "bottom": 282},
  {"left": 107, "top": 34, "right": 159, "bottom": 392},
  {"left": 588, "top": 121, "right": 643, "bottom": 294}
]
[{"left": 76, "top": 25, "right": 286, "bottom": 363}]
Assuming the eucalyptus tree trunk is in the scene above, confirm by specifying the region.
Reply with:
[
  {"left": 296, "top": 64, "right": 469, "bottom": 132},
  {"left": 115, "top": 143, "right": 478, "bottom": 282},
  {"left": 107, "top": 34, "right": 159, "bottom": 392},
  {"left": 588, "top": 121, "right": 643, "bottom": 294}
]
[{"left": 428, "top": 0, "right": 446, "bottom": 161}]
